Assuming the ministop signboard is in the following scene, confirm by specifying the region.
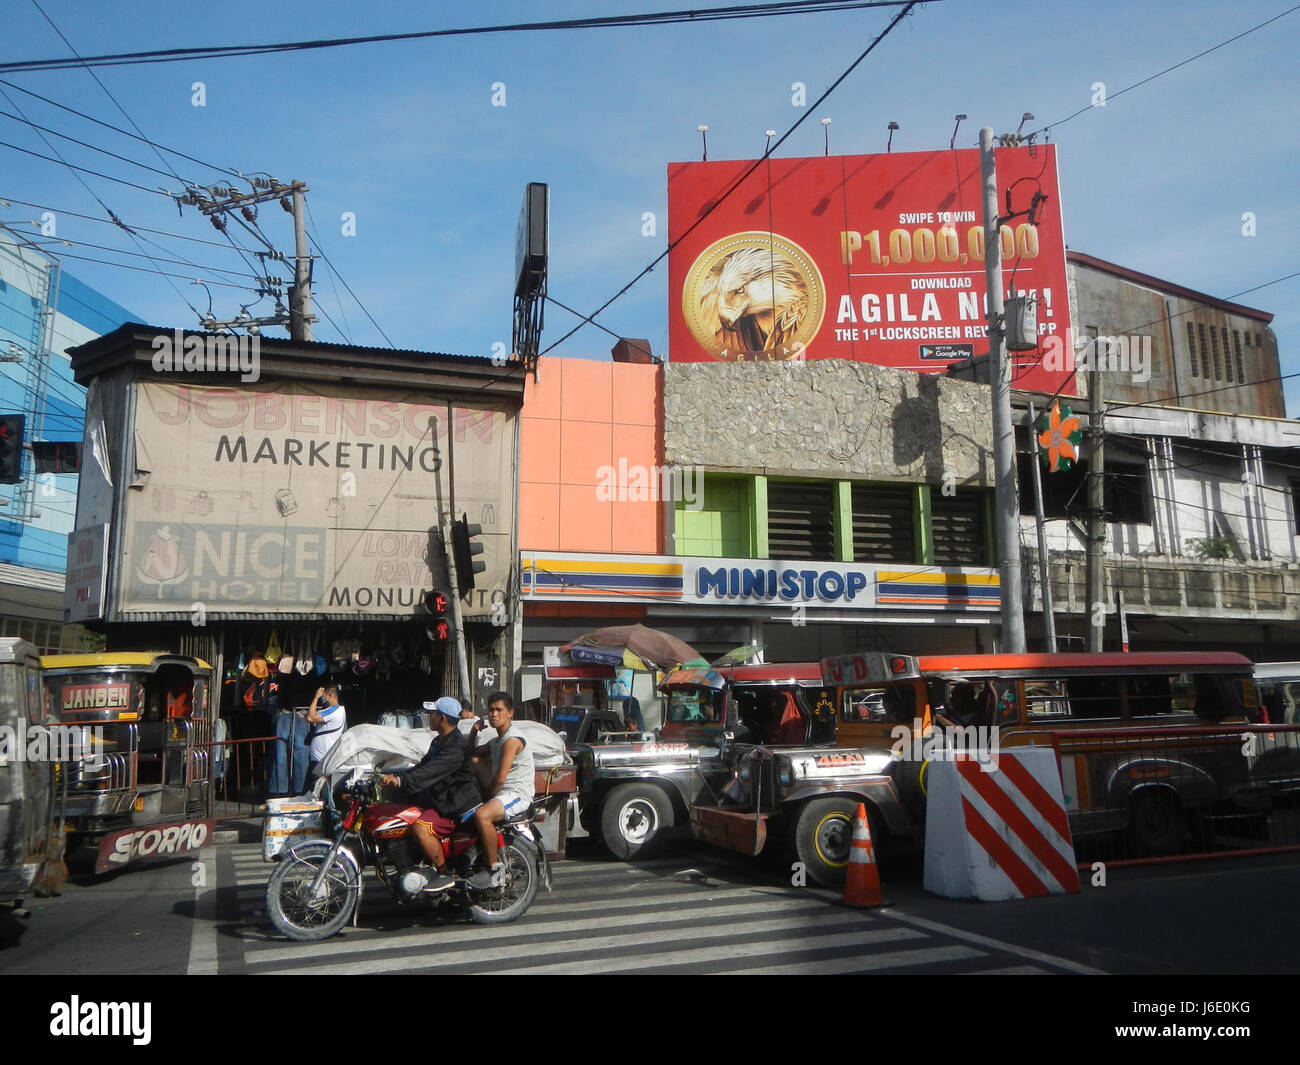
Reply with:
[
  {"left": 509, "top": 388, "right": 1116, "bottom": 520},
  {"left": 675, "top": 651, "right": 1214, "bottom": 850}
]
[{"left": 667, "top": 146, "right": 1074, "bottom": 395}]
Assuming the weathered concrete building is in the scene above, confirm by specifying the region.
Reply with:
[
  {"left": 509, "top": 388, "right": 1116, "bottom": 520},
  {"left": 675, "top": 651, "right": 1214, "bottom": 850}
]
[
  {"left": 518, "top": 250, "right": 1299, "bottom": 670},
  {"left": 1014, "top": 252, "right": 1299, "bottom": 655}
]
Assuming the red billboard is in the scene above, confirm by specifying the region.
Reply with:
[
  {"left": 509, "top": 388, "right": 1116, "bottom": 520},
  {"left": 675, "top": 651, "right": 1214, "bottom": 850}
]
[{"left": 667, "top": 146, "right": 1074, "bottom": 395}]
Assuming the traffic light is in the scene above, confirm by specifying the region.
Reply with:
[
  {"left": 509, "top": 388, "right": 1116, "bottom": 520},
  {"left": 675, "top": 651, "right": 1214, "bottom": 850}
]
[
  {"left": 423, "top": 589, "right": 449, "bottom": 642},
  {"left": 450, "top": 514, "right": 485, "bottom": 593},
  {"left": 0, "top": 415, "right": 24, "bottom": 485}
]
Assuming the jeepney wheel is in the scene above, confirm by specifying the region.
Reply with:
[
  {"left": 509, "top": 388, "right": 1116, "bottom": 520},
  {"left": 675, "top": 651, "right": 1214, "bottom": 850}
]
[
  {"left": 1125, "top": 789, "right": 1185, "bottom": 858},
  {"left": 794, "top": 798, "right": 865, "bottom": 889},
  {"left": 601, "top": 783, "right": 674, "bottom": 861}
]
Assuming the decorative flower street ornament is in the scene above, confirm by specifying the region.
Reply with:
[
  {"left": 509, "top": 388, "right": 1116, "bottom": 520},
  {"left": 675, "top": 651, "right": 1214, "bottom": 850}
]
[{"left": 1038, "top": 400, "right": 1082, "bottom": 472}]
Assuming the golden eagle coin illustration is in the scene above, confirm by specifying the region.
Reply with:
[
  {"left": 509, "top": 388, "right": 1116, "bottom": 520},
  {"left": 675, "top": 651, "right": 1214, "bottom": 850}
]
[{"left": 682, "top": 231, "right": 826, "bottom": 360}]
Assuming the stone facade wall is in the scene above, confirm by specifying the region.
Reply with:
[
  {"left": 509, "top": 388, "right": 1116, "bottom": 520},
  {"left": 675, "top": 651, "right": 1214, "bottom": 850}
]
[{"left": 663, "top": 360, "right": 994, "bottom": 486}]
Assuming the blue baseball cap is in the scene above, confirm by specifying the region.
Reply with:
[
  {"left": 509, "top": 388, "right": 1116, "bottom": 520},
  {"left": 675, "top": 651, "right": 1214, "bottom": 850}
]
[{"left": 423, "top": 697, "right": 464, "bottom": 722}]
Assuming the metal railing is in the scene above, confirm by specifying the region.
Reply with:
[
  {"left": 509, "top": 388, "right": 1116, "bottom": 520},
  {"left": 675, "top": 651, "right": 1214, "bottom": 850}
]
[
  {"left": 193, "top": 735, "right": 292, "bottom": 821},
  {"left": 1034, "top": 723, "right": 1300, "bottom": 866}
]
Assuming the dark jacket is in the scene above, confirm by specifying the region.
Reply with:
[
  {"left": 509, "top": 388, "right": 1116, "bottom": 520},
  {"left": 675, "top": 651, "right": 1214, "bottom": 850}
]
[{"left": 396, "top": 728, "right": 479, "bottom": 818}]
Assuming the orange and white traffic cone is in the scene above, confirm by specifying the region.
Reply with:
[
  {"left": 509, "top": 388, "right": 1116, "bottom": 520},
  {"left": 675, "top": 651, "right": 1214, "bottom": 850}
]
[{"left": 842, "top": 803, "right": 884, "bottom": 908}]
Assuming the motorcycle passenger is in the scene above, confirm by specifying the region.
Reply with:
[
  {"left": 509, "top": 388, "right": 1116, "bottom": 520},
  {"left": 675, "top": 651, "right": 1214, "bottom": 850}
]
[
  {"left": 467, "top": 692, "right": 534, "bottom": 890},
  {"left": 380, "top": 697, "right": 479, "bottom": 893}
]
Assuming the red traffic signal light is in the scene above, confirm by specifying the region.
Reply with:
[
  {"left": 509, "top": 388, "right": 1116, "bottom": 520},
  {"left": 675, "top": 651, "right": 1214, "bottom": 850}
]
[{"left": 0, "top": 414, "right": 24, "bottom": 485}]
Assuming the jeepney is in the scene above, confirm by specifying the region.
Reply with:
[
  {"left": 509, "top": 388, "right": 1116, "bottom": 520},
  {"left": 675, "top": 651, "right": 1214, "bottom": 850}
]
[
  {"left": 40, "top": 652, "right": 214, "bottom": 872},
  {"left": 573, "top": 662, "right": 909, "bottom": 887},
  {"left": 821, "top": 649, "right": 1272, "bottom": 858},
  {"left": 0, "top": 638, "right": 60, "bottom": 910}
]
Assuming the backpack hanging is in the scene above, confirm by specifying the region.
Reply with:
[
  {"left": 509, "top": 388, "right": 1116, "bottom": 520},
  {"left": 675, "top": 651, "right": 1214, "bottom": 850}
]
[{"left": 266, "top": 628, "right": 283, "bottom": 664}]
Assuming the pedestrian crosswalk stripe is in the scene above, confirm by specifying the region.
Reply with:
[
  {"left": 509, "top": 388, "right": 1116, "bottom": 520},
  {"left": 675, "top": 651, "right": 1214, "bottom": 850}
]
[
  {"left": 245, "top": 894, "right": 842, "bottom": 965},
  {"left": 256, "top": 915, "right": 921, "bottom": 977},
  {"left": 705, "top": 944, "right": 986, "bottom": 976},
  {"left": 494, "top": 931, "right": 976, "bottom": 976}
]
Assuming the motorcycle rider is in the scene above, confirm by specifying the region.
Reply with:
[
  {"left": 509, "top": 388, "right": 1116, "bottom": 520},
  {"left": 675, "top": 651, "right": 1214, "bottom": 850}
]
[
  {"left": 467, "top": 692, "right": 534, "bottom": 889},
  {"left": 380, "top": 697, "right": 478, "bottom": 893}
]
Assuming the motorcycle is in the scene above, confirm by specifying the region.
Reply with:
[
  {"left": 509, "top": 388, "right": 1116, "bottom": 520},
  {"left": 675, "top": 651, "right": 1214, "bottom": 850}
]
[{"left": 265, "top": 772, "right": 552, "bottom": 942}]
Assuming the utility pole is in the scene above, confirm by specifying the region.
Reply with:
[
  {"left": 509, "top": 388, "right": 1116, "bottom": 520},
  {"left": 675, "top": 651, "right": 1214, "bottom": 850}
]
[
  {"left": 1026, "top": 401, "right": 1058, "bottom": 652},
  {"left": 289, "top": 181, "right": 313, "bottom": 342},
  {"left": 1085, "top": 348, "right": 1106, "bottom": 651},
  {"left": 980, "top": 126, "right": 1026, "bottom": 654}
]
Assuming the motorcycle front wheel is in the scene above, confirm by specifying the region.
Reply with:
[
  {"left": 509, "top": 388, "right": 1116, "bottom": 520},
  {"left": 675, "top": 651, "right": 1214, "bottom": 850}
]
[
  {"left": 466, "top": 839, "right": 539, "bottom": 926},
  {"left": 265, "top": 847, "right": 359, "bottom": 942}
]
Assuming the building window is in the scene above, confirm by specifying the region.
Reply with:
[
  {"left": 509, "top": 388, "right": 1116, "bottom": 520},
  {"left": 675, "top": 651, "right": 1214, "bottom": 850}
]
[
  {"left": 849, "top": 483, "right": 914, "bottom": 563},
  {"left": 931, "top": 488, "right": 988, "bottom": 565},
  {"left": 1232, "top": 330, "right": 1245, "bottom": 383},
  {"left": 768, "top": 480, "right": 835, "bottom": 561},
  {"left": 1015, "top": 451, "right": 1150, "bottom": 525},
  {"left": 1208, "top": 325, "right": 1221, "bottom": 380},
  {"left": 674, "top": 476, "right": 752, "bottom": 558},
  {"left": 1186, "top": 321, "right": 1199, "bottom": 377},
  {"left": 1292, "top": 482, "right": 1300, "bottom": 536}
]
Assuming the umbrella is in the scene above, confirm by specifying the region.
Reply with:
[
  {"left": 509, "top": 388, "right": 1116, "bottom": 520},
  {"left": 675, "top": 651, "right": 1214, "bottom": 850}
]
[
  {"left": 711, "top": 643, "right": 763, "bottom": 667},
  {"left": 562, "top": 624, "right": 707, "bottom": 673}
]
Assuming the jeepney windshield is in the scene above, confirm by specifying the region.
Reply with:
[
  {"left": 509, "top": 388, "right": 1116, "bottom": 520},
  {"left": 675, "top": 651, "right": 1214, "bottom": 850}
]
[
  {"left": 0, "top": 662, "right": 43, "bottom": 726},
  {"left": 45, "top": 671, "right": 144, "bottom": 722},
  {"left": 665, "top": 687, "right": 723, "bottom": 724}
]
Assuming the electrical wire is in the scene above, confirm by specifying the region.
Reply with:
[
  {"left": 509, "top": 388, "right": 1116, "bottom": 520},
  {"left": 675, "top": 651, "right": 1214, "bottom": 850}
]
[
  {"left": 21, "top": 233, "right": 265, "bottom": 278},
  {"left": 303, "top": 200, "right": 352, "bottom": 344},
  {"left": 303, "top": 204, "right": 394, "bottom": 347},
  {"left": 539, "top": 1, "right": 920, "bottom": 360},
  {"left": 0, "top": 3, "right": 924, "bottom": 73},
  {"left": 0, "top": 136, "right": 171, "bottom": 197},
  {"left": 0, "top": 78, "right": 240, "bottom": 179},
  {"left": 0, "top": 195, "right": 273, "bottom": 253},
  {"left": 1031, "top": 5, "right": 1300, "bottom": 141}
]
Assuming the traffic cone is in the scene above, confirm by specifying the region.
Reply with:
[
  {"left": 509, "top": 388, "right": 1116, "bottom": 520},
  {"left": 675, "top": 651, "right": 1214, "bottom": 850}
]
[{"left": 842, "top": 803, "right": 884, "bottom": 908}]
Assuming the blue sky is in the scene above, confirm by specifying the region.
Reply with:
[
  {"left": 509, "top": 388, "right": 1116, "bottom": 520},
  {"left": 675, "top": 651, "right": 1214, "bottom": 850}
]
[{"left": 1, "top": 0, "right": 1296, "bottom": 413}]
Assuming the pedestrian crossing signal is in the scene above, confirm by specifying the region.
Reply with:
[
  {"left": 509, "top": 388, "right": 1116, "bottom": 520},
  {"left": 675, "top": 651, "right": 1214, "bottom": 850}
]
[{"left": 424, "top": 590, "right": 449, "bottom": 642}]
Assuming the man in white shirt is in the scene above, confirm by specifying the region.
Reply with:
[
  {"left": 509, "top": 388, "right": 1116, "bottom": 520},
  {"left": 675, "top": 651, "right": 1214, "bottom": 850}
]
[{"left": 306, "top": 685, "right": 347, "bottom": 777}]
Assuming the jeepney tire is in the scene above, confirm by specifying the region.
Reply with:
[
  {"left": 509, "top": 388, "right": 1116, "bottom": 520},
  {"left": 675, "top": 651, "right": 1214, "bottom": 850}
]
[
  {"left": 794, "top": 797, "right": 872, "bottom": 890},
  {"left": 601, "top": 783, "right": 674, "bottom": 861},
  {"left": 1125, "top": 788, "right": 1185, "bottom": 858}
]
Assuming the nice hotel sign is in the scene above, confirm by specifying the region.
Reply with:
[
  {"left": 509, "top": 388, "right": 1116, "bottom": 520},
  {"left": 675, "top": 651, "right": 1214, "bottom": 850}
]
[{"left": 110, "top": 381, "right": 515, "bottom": 620}]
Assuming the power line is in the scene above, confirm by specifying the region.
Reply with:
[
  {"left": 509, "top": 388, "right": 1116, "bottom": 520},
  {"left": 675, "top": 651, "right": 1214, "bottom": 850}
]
[
  {"left": 540, "top": 0, "right": 921, "bottom": 359},
  {"left": 1026, "top": 267, "right": 1300, "bottom": 413},
  {"left": 0, "top": 78, "right": 240, "bottom": 179},
  {"left": 1033, "top": 5, "right": 1300, "bottom": 139},
  {"left": 34, "top": 249, "right": 260, "bottom": 288},
  {"left": 0, "top": 106, "right": 182, "bottom": 182},
  {"left": 0, "top": 195, "right": 272, "bottom": 253},
  {"left": 0, "top": 3, "right": 924, "bottom": 73},
  {"left": 303, "top": 204, "right": 394, "bottom": 347},
  {"left": 21, "top": 233, "right": 265, "bottom": 279},
  {"left": 0, "top": 135, "right": 171, "bottom": 197}
]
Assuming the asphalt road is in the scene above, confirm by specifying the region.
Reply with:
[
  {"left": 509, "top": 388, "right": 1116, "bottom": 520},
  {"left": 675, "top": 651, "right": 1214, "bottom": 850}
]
[{"left": 4, "top": 835, "right": 1300, "bottom": 977}]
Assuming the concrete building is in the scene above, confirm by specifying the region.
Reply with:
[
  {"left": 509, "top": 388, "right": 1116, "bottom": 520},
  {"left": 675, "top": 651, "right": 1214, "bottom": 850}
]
[
  {"left": 0, "top": 228, "right": 134, "bottom": 652},
  {"left": 517, "top": 251, "right": 1299, "bottom": 680},
  {"left": 1014, "top": 251, "right": 1299, "bottom": 655}
]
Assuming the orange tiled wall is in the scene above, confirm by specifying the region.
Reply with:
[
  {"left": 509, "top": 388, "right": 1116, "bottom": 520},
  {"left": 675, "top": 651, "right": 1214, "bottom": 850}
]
[{"left": 519, "top": 358, "right": 663, "bottom": 553}]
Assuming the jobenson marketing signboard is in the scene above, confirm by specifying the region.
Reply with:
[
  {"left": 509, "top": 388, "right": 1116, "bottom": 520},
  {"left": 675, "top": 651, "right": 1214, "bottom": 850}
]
[
  {"left": 667, "top": 146, "right": 1074, "bottom": 395},
  {"left": 116, "top": 382, "right": 513, "bottom": 619}
]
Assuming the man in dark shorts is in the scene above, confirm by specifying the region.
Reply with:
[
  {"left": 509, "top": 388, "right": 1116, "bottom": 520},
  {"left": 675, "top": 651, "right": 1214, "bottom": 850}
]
[{"left": 380, "top": 696, "right": 478, "bottom": 893}]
